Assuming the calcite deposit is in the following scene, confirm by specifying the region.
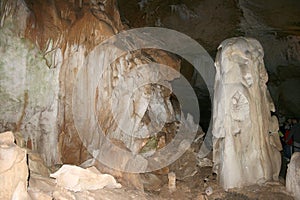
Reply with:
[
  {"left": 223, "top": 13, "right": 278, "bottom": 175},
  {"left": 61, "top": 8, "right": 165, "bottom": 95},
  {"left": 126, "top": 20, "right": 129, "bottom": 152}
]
[
  {"left": 212, "top": 37, "right": 282, "bottom": 190},
  {"left": 50, "top": 165, "right": 122, "bottom": 192},
  {"left": 0, "top": 0, "right": 298, "bottom": 199},
  {"left": 0, "top": 131, "right": 29, "bottom": 200},
  {"left": 0, "top": 0, "right": 182, "bottom": 168}
]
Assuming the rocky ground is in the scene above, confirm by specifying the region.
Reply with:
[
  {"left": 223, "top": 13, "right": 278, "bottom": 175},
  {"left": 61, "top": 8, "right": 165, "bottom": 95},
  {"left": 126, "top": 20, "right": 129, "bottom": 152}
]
[
  {"left": 28, "top": 143, "right": 294, "bottom": 200},
  {"left": 1, "top": 131, "right": 294, "bottom": 200},
  {"left": 141, "top": 143, "right": 294, "bottom": 200}
]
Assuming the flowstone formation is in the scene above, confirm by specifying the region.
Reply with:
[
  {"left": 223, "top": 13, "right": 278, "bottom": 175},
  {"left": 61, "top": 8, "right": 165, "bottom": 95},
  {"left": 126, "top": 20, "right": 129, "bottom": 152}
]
[
  {"left": 0, "top": 0, "right": 184, "bottom": 170},
  {"left": 212, "top": 37, "right": 282, "bottom": 190}
]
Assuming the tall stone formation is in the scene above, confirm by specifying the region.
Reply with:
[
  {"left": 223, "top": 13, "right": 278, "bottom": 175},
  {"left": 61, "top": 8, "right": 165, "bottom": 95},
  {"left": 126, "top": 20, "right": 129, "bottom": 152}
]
[{"left": 212, "top": 37, "right": 282, "bottom": 190}]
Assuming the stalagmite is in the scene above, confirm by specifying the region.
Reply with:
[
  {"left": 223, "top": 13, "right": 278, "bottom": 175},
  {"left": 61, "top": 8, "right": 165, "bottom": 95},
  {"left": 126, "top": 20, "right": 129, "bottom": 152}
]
[{"left": 212, "top": 37, "right": 282, "bottom": 190}]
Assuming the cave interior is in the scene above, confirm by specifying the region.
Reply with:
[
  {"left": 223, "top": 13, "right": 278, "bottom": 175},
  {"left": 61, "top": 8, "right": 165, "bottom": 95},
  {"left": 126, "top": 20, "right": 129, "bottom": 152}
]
[{"left": 0, "top": 0, "right": 300, "bottom": 199}]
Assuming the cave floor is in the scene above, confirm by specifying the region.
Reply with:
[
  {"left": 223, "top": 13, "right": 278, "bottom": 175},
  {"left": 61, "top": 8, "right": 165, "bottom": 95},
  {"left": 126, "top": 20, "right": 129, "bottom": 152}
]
[
  {"left": 142, "top": 151, "right": 293, "bottom": 200},
  {"left": 28, "top": 148, "right": 294, "bottom": 200},
  {"left": 144, "top": 167, "right": 293, "bottom": 200}
]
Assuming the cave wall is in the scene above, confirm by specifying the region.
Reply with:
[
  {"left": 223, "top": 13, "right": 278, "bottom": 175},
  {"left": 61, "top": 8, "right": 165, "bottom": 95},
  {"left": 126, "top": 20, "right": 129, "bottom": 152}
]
[
  {"left": 0, "top": 0, "right": 183, "bottom": 167},
  {"left": 118, "top": 0, "right": 300, "bottom": 118},
  {"left": 0, "top": 0, "right": 94, "bottom": 165},
  {"left": 239, "top": 0, "right": 300, "bottom": 118},
  {"left": 1, "top": 0, "right": 123, "bottom": 165},
  {"left": 0, "top": 0, "right": 61, "bottom": 165},
  {"left": 1, "top": 0, "right": 300, "bottom": 167}
]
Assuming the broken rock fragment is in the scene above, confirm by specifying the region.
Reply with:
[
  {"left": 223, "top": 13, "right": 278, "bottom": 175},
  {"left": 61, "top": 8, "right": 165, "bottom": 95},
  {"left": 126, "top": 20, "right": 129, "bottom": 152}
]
[
  {"left": 50, "top": 164, "right": 122, "bottom": 192},
  {"left": 0, "top": 131, "right": 29, "bottom": 200}
]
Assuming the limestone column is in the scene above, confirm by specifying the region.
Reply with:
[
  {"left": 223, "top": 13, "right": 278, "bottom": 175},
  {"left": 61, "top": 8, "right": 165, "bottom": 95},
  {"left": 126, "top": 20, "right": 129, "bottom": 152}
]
[{"left": 212, "top": 37, "right": 282, "bottom": 190}]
